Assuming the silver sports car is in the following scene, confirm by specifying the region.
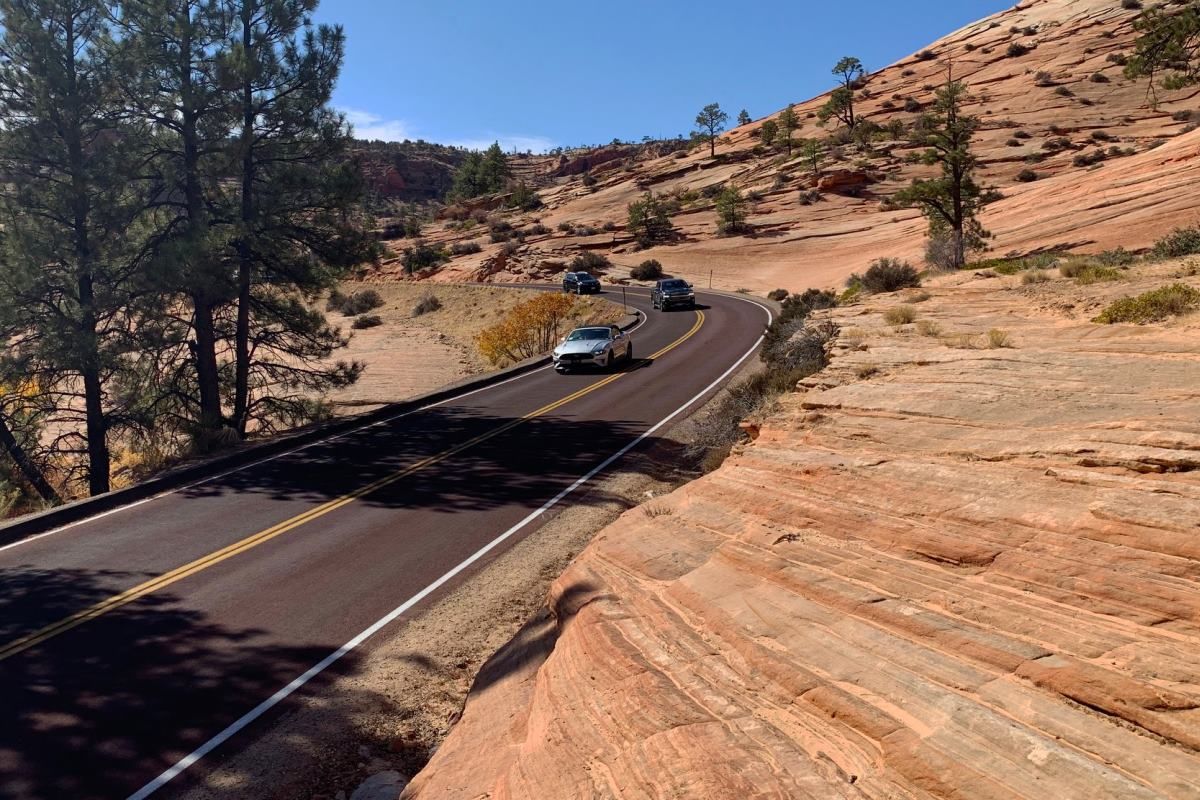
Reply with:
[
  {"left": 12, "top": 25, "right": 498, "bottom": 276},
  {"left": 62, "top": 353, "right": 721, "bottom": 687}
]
[{"left": 552, "top": 325, "right": 633, "bottom": 372}]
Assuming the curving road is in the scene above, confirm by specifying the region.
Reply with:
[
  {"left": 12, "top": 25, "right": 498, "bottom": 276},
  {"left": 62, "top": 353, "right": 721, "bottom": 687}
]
[{"left": 0, "top": 287, "right": 770, "bottom": 799}]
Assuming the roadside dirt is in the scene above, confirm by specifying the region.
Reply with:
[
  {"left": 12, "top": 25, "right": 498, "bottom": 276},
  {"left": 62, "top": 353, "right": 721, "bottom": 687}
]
[
  {"left": 172, "top": 356, "right": 760, "bottom": 800},
  {"left": 326, "top": 283, "right": 623, "bottom": 413}
]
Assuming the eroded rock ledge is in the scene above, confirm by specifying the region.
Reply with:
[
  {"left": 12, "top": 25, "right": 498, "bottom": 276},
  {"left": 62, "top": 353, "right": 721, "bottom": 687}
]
[{"left": 404, "top": 265, "right": 1200, "bottom": 799}]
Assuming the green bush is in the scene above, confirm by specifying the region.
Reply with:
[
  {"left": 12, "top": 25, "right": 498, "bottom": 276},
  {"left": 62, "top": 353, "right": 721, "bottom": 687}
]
[
  {"left": 630, "top": 259, "right": 664, "bottom": 280},
  {"left": 1096, "top": 247, "right": 1134, "bottom": 266},
  {"left": 402, "top": 243, "right": 450, "bottom": 274},
  {"left": 1015, "top": 169, "right": 1039, "bottom": 182},
  {"left": 767, "top": 288, "right": 789, "bottom": 302},
  {"left": 1152, "top": 226, "right": 1200, "bottom": 259},
  {"left": 859, "top": 258, "right": 921, "bottom": 293},
  {"left": 1006, "top": 42, "right": 1030, "bottom": 58},
  {"left": 351, "top": 314, "right": 383, "bottom": 329},
  {"left": 1094, "top": 284, "right": 1200, "bottom": 323}
]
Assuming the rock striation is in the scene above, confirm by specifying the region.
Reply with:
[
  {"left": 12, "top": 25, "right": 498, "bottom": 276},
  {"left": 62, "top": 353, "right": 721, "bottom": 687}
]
[{"left": 404, "top": 263, "right": 1200, "bottom": 799}]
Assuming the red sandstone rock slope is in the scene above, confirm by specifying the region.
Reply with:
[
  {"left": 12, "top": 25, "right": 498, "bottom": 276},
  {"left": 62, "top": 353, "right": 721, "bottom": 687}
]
[
  {"left": 386, "top": 0, "right": 1200, "bottom": 293},
  {"left": 404, "top": 260, "right": 1200, "bottom": 799}
]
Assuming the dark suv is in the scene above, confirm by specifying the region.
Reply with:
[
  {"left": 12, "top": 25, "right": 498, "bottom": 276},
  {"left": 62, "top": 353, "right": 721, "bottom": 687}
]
[
  {"left": 562, "top": 271, "right": 601, "bottom": 294},
  {"left": 650, "top": 278, "right": 695, "bottom": 310}
]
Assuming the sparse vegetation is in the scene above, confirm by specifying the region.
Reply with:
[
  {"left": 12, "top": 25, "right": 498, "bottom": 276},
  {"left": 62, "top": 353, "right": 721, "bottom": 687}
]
[
  {"left": 1151, "top": 225, "right": 1200, "bottom": 258},
  {"left": 329, "top": 289, "right": 384, "bottom": 316},
  {"left": 855, "top": 258, "right": 922, "bottom": 293},
  {"left": 985, "top": 328, "right": 1012, "bottom": 348},
  {"left": 412, "top": 292, "right": 442, "bottom": 316},
  {"left": 402, "top": 242, "right": 450, "bottom": 274},
  {"left": 351, "top": 314, "right": 383, "bottom": 330},
  {"left": 915, "top": 319, "right": 942, "bottom": 336},
  {"left": 767, "top": 289, "right": 789, "bottom": 302},
  {"left": 1094, "top": 284, "right": 1200, "bottom": 323},
  {"left": 631, "top": 259, "right": 665, "bottom": 280},
  {"left": 1007, "top": 42, "right": 1030, "bottom": 58},
  {"left": 627, "top": 193, "right": 677, "bottom": 248},
  {"left": 450, "top": 241, "right": 483, "bottom": 256},
  {"left": 569, "top": 251, "right": 610, "bottom": 273},
  {"left": 883, "top": 305, "right": 917, "bottom": 325},
  {"left": 1016, "top": 168, "right": 1040, "bottom": 182},
  {"left": 1021, "top": 269, "right": 1051, "bottom": 284}
]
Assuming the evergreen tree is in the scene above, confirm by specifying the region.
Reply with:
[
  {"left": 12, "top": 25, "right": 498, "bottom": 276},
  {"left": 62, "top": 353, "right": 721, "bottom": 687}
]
[
  {"left": 111, "top": 0, "right": 236, "bottom": 443},
  {"left": 777, "top": 104, "right": 798, "bottom": 155},
  {"left": 626, "top": 193, "right": 676, "bottom": 248},
  {"left": 893, "top": 75, "right": 996, "bottom": 269},
  {"left": 448, "top": 142, "right": 507, "bottom": 200},
  {"left": 693, "top": 102, "right": 728, "bottom": 157},
  {"left": 220, "top": 0, "right": 372, "bottom": 436},
  {"left": 1125, "top": 2, "right": 1200, "bottom": 102},
  {"left": 737, "top": 108, "right": 752, "bottom": 126},
  {"left": 800, "top": 139, "right": 825, "bottom": 183},
  {"left": 818, "top": 56, "right": 864, "bottom": 130},
  {"left": 758, "top": 119, "right": 778, "bottom": 150},
  {"left": 715, "top": 186, "right": 747, "bottom": 235},
  {"left": 0, "top": 0, "right": 140, "bottom": 495}
]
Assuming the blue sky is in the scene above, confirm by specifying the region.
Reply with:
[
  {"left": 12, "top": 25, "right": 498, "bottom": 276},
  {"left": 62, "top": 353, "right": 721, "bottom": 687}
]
[{"left": 315, "top": 0, "right": 1012, "bottom": 152}]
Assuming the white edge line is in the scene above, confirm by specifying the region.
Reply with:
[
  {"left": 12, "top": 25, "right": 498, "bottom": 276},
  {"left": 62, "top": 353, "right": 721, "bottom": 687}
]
[
  {"left": 0, "top": 307, "right": 651, "bottom": 556},
  {"left": 126, "top": 296, "right": 770, "bottom": 800}
]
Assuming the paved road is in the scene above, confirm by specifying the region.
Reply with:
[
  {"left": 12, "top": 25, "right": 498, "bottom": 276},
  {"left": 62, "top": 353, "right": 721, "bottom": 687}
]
[{"left": 0, "top": 287, "right": 770, "bottom": 799}]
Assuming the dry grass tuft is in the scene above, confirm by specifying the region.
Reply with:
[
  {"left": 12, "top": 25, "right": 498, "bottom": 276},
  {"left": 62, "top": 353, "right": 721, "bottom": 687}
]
[{"left": 883, "top": 305, "right": 917, "bottom": 326}]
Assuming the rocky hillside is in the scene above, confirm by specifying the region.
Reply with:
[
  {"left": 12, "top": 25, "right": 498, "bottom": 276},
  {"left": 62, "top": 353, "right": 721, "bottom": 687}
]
[
  {"left": 378, "top": 0, "right": 1200, "bottom": 293},
  {"left": 402, "top": 256, "right": 1200, "bottom": 799}
]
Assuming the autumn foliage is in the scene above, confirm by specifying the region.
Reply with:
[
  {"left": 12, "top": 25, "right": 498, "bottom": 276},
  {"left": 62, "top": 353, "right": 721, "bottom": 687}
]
[{"left": 477, "top": 293, "right": 578, "bottom": 365}]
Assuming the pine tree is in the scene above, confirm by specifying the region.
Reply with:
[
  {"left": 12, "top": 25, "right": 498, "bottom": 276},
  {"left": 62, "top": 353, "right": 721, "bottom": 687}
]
[
  {"left": 627, "top": 193, "right": 676, "bottom": 248},
  {"left": 220, "top": 0, "right": 373, "bottom": 436},
  {"left": 893, "top": 74, "right": 997, "bottom": 269},
  {"left": 800, "top": 139, "right": 825, "bottom": 183},
  {"left": 818, "top": 57, "right": 864, "bottom": 130},
  {"left": 758, "top": 119, "right": 779, "bottom": 150},
  {"left": 737, "top": 109, "right": 751, "bottom": 126},
  {"left": 693, "top": 103, "right": 728, "bottom": 157},
  {"left": 715, "top": 186, "right": 747, "bottom": 235},
  {"left": 1125, "top": 2, "right": 1200, "bottom": 102},
  {"left": 110, "top": 0, "right": 235, "bottom": 444},
  {"left": 0, "top": 0, "right": 140, "bottom": 495},
  {"left": 777, "top": 104, "right": 798, "bottom": 155}
]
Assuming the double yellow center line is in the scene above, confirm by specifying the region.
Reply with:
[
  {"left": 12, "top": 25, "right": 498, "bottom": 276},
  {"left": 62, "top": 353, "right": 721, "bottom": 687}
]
[{"left": 0, "top": 311, "right": 705, "bottom": 663}]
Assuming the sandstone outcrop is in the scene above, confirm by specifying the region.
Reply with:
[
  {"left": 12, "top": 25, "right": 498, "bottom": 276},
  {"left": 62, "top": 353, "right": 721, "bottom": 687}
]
[
  {"left": 399, "top": 0, "right": 1200, "bottom": 293},
  {"left": 404, "top": 261, "right": 1200, "bottom": 799}
]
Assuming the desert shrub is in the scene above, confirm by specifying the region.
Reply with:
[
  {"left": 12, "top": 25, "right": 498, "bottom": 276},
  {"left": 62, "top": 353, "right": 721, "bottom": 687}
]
[
  {"left": 476, "top": 293, "right": 578, "bottom": 364},
  {"left": 909, "top": 290, "right": 932, "bottom": 302},
  {"left": 507, "top": 181, "right": 542, "bottom": 211},
  {"left": 1151, "top": 226, "right": 1200, "bottom": 258},
  {"left": 915, "top": 49, "right": 936, "bottom": 61},
  {"left": 924, "top": 234, "right": 959, "bottom": 272},
  {"left": 860, "top": 258, "right": 921, "bottom": 293},
  {"left": 450, "top": 240, "right": 483, "bottom": 255},
  {"left": 569, "top": 251, "right": 610, "bottom": 273},
  {"left": 1090, "top": 72, "right": 1110, "bottom": 83},
  {"left": 985, "top": 328, "right": 1012, "bottom": 348},
  {"left": 1173, "top": 110, "right": 1195, "bottom": 122},
  {"left": 1097, "top": 247, "right": 1135, "bottom": 266},
  {"left": 701, "top": 183, "right": 725, "bottom": 199},
  {"left": 767, "top": 288, "right": 789, "bottom": 302},
  {"left": 527, "top": 223, "right": 551, "bottom": 236},
  {"left": 325, "top": 288, "right": 347, "bottom": 312},
  {"left": 915, "top": 319, "right": 942, "bottom": 336},
  {"left": 581, "top": 171, "right": 597, "bottom": 187},
  {"left": 883, "top": 305, "right": 917, "bottom": 325},
  {"left": 901, "top": 68, "right": 915, "bottom": 77},
  {"left": 1014, "top": 130, "right": 1032, "bottom": 139},
  {"left": 1021, "top": 269, "right": 1051, "bottom": 284},
  {"left": 1015, "top": 168, "right": 1039, "bottom": 182},
  {"left": 1073, "top": 150, "right": 1107, "bottom": 167},
  {"left": 501, "top": 240, "right": 520, "bottom": 256},
  {"left": 1106, "top": 52, "right": 1128, "bottom": 65},
  {"left": 487, "top": 230, "right": 509, "bottom": 243},
  {"left": 1095, "top": 284, "right": 1200, "bottom": 323},
  {"left": 1006, "top": 42, "right": 1030, "bottom": 58},
  {"left": 556, "top": 221, "right": 574, "bottom": 232},
  {"left": 335, "top": 289, "right": 384, "bottom": 316},
  {"left": 1121, "top": 0, "right": 1141, "bottom": 8},
  {"left": 775, "top": 288, "right": 839, "bottom": 327},
  {"left": 630, "top": 259, "right": 664, "bottom": 280},
  {"left": 602, "top": 221, "right": 618, "bottom": 231},
  {"left": 574, "top": 225, "right": 598, "bottom": 236},
  {"left": 351, "top": 314, "right": 383, "bottom": 330},
  {"left": 798, "top": 189, "right": 823, "bottom": 205},
  {"left": 1034, "top": 71, "right": 1055, "bottom": 87},
  {"left": 1006, "top": 138, "right": 1022, "bottom": 147},
  {"left": 1054, "top": 86, "right": 1074, "bottom": 98},
  {"left": 1043, "top": 136, "right": 1071, "bottom": 151},
  {"left": 412, "top": 292, "right": 442, "bottom": 316},
  {"left": 1091, "top": 130, "right": 1114, "bottom": 142},
  {"left": 402, "top": 243, "right": 449, "bottom": 274},
  {"left": 904, "top": 97, "right": 922, "bottom": 113},
  {"left": 1074, "top": 264, "right": 1123, "bottom": 284}
]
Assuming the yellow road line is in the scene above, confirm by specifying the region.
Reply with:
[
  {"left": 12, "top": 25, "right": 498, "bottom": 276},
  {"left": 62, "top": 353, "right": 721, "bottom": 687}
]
[{"left": 0, "top": 311, "right": 706, "bottom": 662}]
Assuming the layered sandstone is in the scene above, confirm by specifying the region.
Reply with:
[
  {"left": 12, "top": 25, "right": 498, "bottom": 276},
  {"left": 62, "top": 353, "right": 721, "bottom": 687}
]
[
  {"left": 383, "top": 0, "right": 1200, "bottom": 292},
  {"left": 404, "top": 261, "right": 1200, "bottom": 799}
]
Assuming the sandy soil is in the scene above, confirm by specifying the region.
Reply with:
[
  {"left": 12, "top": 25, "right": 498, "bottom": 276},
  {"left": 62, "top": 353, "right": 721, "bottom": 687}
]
[{"left": 325, "top": 283, "right": 623, "bottom": 412}]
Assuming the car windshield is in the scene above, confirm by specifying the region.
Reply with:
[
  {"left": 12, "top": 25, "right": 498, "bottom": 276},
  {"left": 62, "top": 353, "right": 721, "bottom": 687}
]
[
  {"left": 565, "top": 328, "right": 611, "bottom": 341},
  {"left": 662, "top": 280, "right": 688, "bottom": 290}
]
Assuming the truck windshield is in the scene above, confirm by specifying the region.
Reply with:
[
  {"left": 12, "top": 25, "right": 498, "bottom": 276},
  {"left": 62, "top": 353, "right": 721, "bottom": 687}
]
[{"left": 662, "top": 280, "right": 688, "bottom": 290}]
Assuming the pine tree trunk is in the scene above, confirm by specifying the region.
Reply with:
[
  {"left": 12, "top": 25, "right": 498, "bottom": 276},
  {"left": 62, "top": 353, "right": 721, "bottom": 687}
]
[
  {"left": 192, "top": 296, "right": 223, "bottom": 434},
  {"left": 0, "top": 415, "right": 60, "bottom": 506},
  {"left": 232, "top": 10, "right": 255, "bottom": 439}
]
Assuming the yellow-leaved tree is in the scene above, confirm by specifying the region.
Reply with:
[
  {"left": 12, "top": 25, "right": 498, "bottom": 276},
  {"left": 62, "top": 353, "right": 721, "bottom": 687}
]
[{"left": 477, "top": 293, "right": 578, "bottom": 365}]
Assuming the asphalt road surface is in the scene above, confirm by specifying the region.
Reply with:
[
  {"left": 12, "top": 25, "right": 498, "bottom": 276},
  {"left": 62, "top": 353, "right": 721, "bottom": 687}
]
[{"left": 0, "top": 287, "right": 771, "bottom": 799}]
